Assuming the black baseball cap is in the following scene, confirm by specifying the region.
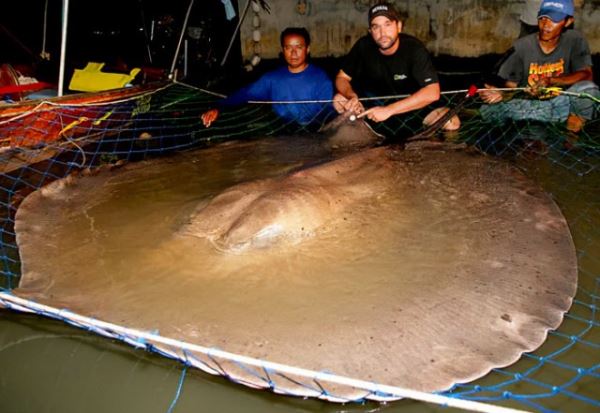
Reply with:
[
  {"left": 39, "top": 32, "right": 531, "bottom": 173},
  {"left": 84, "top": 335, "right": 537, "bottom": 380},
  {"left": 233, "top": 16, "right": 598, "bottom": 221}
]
[{"left": 368, "top": 3, "right": 400, "bottom": 24}]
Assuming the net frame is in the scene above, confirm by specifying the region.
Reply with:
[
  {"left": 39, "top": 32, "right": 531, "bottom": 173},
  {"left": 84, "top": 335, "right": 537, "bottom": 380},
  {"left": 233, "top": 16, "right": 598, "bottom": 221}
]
[{"left": 0, "top": 82, "right": 598, "bottom": 412}]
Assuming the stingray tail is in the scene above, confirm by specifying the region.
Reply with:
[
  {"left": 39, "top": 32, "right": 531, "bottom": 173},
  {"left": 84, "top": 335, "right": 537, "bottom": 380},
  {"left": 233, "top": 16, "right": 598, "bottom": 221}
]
[{"left": 380, "top": 85, "right": 478, "bottom": 147}]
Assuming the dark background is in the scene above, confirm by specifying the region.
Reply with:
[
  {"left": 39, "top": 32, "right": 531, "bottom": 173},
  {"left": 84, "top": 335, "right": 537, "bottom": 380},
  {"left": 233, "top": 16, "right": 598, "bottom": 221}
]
[
  {"left": 2, "top": 0, "right": 243, "bottom": 88},
  {"left": 2, "top": 0, "right": 599, "bottom": 93}
]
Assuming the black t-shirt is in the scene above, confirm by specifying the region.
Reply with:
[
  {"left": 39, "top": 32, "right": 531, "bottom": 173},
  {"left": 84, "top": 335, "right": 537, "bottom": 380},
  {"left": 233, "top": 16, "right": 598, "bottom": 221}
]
[{"left": 341, "top": 33, "right": 439, "bottom": 97}]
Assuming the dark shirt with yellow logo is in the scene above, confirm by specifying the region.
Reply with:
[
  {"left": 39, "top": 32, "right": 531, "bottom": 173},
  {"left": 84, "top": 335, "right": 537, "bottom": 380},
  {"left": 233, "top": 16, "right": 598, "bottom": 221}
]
[{"left": 498, "top": 30, "right": 592, "bottom": 88}]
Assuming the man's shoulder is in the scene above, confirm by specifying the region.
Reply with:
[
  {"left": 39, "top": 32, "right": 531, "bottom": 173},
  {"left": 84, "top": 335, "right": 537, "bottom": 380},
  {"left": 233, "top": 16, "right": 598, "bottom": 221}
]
[
  {"left": 397, "top": 33, "right": 431, "bottom": 56},
  {"left": 305, "top": 63, "right": 328, "bottom": 76},
  {"left": 399, "top": 33, "right": 426, "bottom": 46},
  {"left": 513, "top": 33, "right": 538, "bottom": 52},
  {"left": 300, "top": 64, "right": 332, "bottom": 85},
  {"left": 262, "top": 65, "right": 292, "bottom": 80},
  {"left": 561, "top": 29, "right": 588, "bottom": 43},
  {"left": 353, "top": 35, "right": 377, "bottom": 51}
]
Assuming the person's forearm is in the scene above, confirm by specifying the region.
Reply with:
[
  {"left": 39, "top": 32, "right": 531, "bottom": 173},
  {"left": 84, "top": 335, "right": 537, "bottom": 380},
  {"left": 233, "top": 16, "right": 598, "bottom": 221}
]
[
  {"left": 384, "top": 83, "right": 440, "bottom": 116},
  {"left": 549, "top": 68, "right": 593, "bottom": 87},
  {"left": 335, "top": 76, "right": 358, "bottom": 99}
]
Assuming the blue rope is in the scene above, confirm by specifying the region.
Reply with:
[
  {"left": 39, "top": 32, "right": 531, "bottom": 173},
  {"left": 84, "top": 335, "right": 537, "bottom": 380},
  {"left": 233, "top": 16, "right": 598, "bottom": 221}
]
[{"left": 166, "top": 365, "right": 188, "bottom": 413}]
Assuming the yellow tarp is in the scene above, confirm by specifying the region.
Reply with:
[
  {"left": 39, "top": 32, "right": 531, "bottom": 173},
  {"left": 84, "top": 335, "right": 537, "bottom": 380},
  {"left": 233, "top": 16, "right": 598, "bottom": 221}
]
[{"left": 69, "top": 62, "right": 141, "bottom": 92}]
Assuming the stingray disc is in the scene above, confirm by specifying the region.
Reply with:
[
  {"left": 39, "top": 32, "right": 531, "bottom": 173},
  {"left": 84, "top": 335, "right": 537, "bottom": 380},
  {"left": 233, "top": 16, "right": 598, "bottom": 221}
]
[{"left": 14, "top": 140, "right": 577, "bottom": 400}]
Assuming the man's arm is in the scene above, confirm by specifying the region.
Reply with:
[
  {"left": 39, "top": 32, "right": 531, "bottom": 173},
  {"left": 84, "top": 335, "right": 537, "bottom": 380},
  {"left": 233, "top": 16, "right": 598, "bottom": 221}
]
[
  {"left": 359, "top": 83, "right": 440, "bottom": 122},
  {"left": 557, "top": 31, "right": 595, "bottom": 87},
  {"left": 479, "top": 80, "right": 517, "bottom": 104},
  {"left": 479, "top": 43, "right": 523, "bottom": 104},
  {"left": 333, "top": 70, "right": 364, "bottom": 113},
  {"left": 546, "top": 67, "right": 593, "bottom": 87},
  {"left": 525, "top": 67, "right": 593, "bottom": 98},
  {"left": 200, "top": 73, "right": 273, "bottom": 127}
]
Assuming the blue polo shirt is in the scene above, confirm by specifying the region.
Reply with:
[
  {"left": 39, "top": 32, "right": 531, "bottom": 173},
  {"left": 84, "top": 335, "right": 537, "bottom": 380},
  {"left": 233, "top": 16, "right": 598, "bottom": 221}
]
[{"left": 220, "top": 64, "right": 333, "bottom": 125}]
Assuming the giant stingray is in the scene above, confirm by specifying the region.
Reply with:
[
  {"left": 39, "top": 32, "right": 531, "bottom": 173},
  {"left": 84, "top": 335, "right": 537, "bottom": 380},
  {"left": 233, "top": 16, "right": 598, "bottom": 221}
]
[{"left": 14, "top": 116, "right": 577, "bottom": 400}]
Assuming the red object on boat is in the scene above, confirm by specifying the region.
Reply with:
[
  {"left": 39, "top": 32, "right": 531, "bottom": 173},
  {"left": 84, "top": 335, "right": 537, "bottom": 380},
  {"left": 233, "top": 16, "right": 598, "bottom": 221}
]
[
  {"left": 0, "top": 82, "right": 54, "bottom": 96},
  {"left": 0, "top": 64, "right": 24, "bottom": 101},
  {"left": 0, "top": 82, "right": 166, "bottom": 149}
]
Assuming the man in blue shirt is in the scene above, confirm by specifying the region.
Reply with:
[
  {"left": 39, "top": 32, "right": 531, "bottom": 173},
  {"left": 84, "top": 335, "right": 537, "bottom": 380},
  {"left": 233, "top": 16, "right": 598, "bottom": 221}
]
[{"left": 201, "top": 27, "right": 333, "bottom": 127}]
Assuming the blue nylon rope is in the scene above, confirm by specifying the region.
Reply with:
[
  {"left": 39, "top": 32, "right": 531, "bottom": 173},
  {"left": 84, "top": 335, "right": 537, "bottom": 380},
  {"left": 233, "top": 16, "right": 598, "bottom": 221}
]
[{"left": 166, "top": 365, "right": 188, "bottom": 413}]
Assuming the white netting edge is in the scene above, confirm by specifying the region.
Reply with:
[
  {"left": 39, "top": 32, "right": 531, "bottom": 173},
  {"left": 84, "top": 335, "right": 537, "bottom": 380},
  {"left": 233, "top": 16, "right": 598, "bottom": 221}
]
[{"left": 0, "top": 291, "right": 528, "bottom": 413}]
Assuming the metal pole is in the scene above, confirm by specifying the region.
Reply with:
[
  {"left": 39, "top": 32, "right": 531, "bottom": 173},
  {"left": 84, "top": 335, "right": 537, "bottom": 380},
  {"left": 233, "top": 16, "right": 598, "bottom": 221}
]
[
  {"left": 184, "top": 39, "right": 188, "bottom": 78},
  {"left": 137, "top": 0, "right": 153, "bottom": 64},
  {"left": 41, "top": 0, "right": 49, "bottom": 59},
  {"left": 58, "top": 0, "right": 69, "bottom": 96},
  {"left": 169, "top": 0, "right": 195, "bottom": 79},
  {"left": 220, "top": 0, "right": 252, "bottom": 67}
]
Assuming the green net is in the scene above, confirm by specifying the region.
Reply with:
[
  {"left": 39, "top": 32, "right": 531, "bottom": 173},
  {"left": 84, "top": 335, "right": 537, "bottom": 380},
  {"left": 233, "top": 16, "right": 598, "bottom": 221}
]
[{"left": 0, "top": 82, "right": 598, "bottom": 412}]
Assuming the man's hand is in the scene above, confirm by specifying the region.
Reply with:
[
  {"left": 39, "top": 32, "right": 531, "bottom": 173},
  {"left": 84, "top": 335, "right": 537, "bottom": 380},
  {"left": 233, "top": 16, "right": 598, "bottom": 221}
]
[
  {"left": 333, "top": 93, "right": 364, "bottom": 114},
  {"left": 527, "top": 77, "right": 561, "bottom": 98},
  {"left": 527, "top": 77, "right": 548, "bottom": 96},
  {"left": 358, "top": 106, "right": 392, "bottom": 122},
  {"left": 201, "top": 109, "right": 220, "bottom": 127},
  {"left": 479, "top": 84, "right": 503, "bottom": 104}
]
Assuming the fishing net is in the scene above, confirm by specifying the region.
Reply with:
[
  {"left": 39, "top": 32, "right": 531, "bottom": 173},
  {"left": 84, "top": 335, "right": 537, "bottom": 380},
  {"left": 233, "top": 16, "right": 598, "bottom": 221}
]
[{"left": 0, "top": 82, "right": 598, "bottom": 413}]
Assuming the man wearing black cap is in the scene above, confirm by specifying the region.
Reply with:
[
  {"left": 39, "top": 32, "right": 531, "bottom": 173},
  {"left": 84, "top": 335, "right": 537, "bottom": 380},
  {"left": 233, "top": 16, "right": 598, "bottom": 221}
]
[
  {"left": 333, "top": 2, "right": 441, "bottom": 125},
  {"left": 480, "top": 0, "right": 598, "bottom": 132}
]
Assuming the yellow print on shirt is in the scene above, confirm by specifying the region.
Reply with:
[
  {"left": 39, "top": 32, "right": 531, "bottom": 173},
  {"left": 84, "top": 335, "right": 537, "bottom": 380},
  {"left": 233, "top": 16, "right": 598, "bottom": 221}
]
[{"left": 527, "top": 59, "right": 565, "bottom": 87}]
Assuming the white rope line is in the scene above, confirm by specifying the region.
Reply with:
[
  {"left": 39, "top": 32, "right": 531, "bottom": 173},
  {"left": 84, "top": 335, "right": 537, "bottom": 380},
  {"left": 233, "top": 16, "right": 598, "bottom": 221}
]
[
  {"left": 476, "top": 87, "right": 600, "bottom": 104},
  {"left": 159, "top": 81, "right": 227, "bottom": 110},
  {"left": 437, "top": 70, "right": 482, "bottom": 76},
  {"left": 0, "top": 83, "right": 177, "bottom": 126},
  {"left": 3, "top": 84, "right": 595, "bottom": 128},
  {"left": 0, "top": 101, "right": 52, "bottom": 125},
  {"left": 0, "top": 291, "right": 529, "bottom": 413},
  {"left": 166, "top": 87, "right": 475, "bottom": 107},
  {"left": 43, "top": 82, "right": 176, "bottom": 107},
  {"left": 245, "top": 89, "right": 469, "bottom": 105},
  {"left": 174, "top": 81, "right": 227, "bottom": 98},
  {"left": 0, "top": 86, "right": 525, "bottom": 127},
  {"left": 557, "top": 90, "right": 600, "bottom": 104},
  {"left": 63, "top": 136, "right": 86, "bottom": 168},
  {"left": 483, "top": 87, "right": 528, "bottom": 92}
]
